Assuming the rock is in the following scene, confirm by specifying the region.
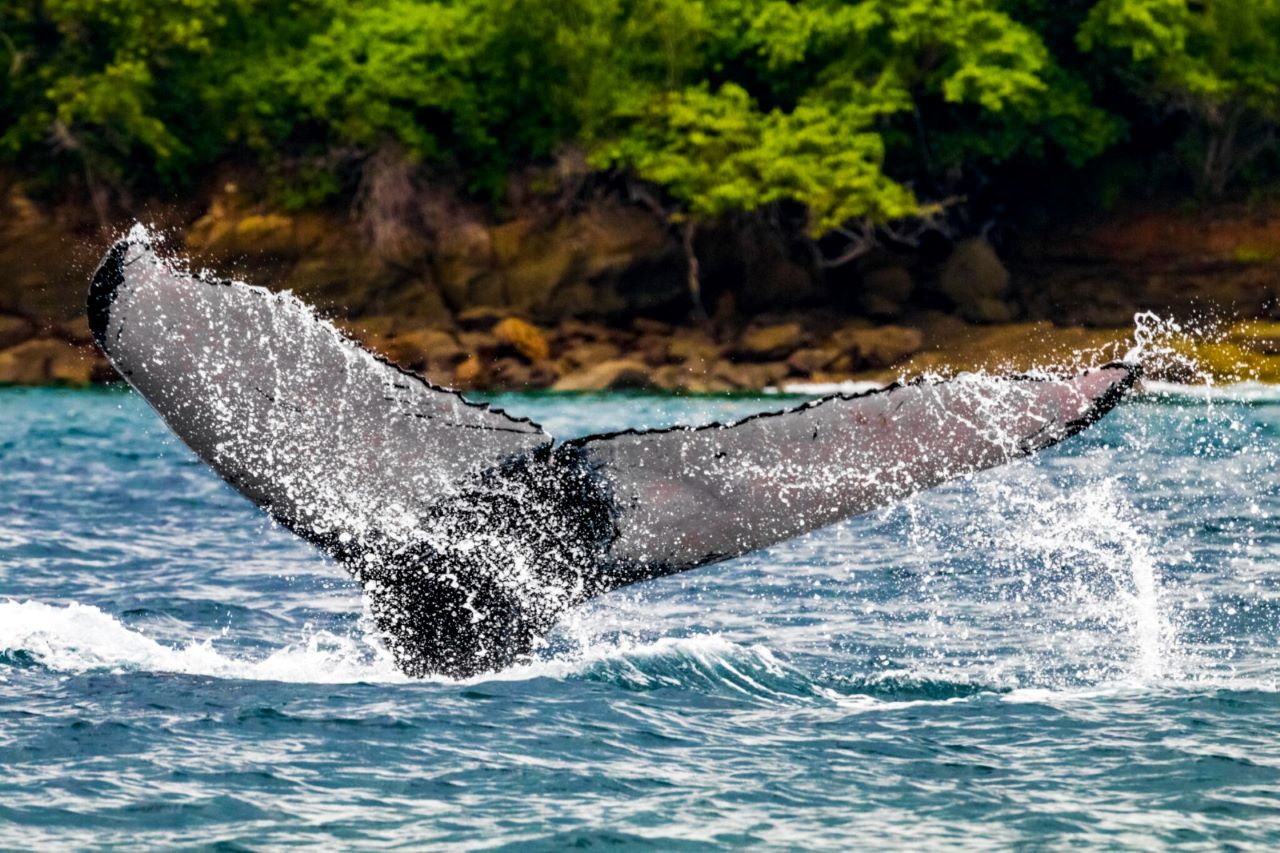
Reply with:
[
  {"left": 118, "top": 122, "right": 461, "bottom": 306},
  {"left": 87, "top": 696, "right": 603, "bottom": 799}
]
[
  {"left": 365, "top": 278, "right": 454, "bottom": 327},
  {"left": 189, "top": 209, "right": 319, "bottom": 260},
  {"left": 457, "top": 306, "right": 507, "bottom": 330},
  {"left": 742, "top": 258, "right": 821, "bottom": 311},
  {"left": 552, "top": 359, "right": 653, "bottom": 391},
  {"left": 334, "top": 314, "right": 406, "bottom": 344},
  {"left": 652, "top": 363, "right": 736, "bottom": 394},
  {"left": 489, "top": 357, "right": 533, "bottom": 389},
  {"left": 859, "top": 266, "right": 914, "bottom": 318},
  {"left": 0, "top": 315, "right": 35, "bottom": 350},
  {"left": 632, "top": 317, "right": 673, "bottom": 335},
  {"left": 433, "top": 219, "right": 494, "bottom": 304},
  {"left": 57, "top": 315, "right": 93, "bottom": 344},
  {"left": 458, "top": 331, "right": 500, "bottom": 356},
  {"left": 940, "top": 238, "right": 1012, "bottom": 323},
  {"left": 787, "top": 347, "right": 840, "bottom": 375},
  {"left": 282, "top": 255, "right": 365, "bottom": 306},
  {"left": 830, "top": 325, "right": 924, "bottom": 369},
  {"left": 0, "top": 338, "right": 97, "bottom": 386},
  {"left": 560, "top": 340, "right": 623, "bottom": 369},
  {"left": 964, "top": 297, "right": 1017, "bottom": 324},
  {"left": 667, "top": 330, "right": 721, "bottom": 363},
  {"left": 492, "top": 317, "right": 550, "bottom": 363},
  {"left": 737, "top": 322, "right": 805, "bottom": 361},
  {"left": 383, "top": 329, "right": 465, "bottom": 371},
  {"left": 556, "top": 320, "right": 615, "bottom": 344},
  {"left": 1044, "top": 275, "right": 1140, "bottom": 327},
  {"left": 714, "top": 360, "right": 790, "bottom": 390},
  {"left": 454, "top": 354, "right": 486, "bottom": 388},
  {"left": 633, "top": 334, "right": 670, "bottom": 366}
]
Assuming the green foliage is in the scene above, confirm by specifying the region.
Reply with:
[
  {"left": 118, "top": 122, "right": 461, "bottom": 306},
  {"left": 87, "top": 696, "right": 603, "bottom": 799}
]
[
  {"left": 596, "top": 0, "right": 1116, "bottom": 232},
  {"left": 596, "top": 82, "right": 917, "bottom": 234},
  {"left": 3, "top": 0, "right": 1279, "bottom": 231},
  {"left": 1079, "top": 0, "right": 1280, "bottom": 194}
]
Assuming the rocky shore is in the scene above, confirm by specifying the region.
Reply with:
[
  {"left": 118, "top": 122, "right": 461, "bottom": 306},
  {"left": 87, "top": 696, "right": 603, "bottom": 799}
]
[{"left": 3, "top": 177, "right": 1280, "bottom": 391}]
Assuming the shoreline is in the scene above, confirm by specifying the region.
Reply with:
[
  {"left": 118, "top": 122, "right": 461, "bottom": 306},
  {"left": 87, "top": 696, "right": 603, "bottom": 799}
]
[
  {"left": 2, "top": 305, "right": 1279, "bottom": 391},
  {"left": 4, "top": 181, "right": 1280, "bottom": 391}
]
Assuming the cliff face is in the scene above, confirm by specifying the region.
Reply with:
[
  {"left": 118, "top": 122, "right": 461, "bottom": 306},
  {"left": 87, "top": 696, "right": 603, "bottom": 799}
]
[{"left": 2, "top": 177, "right": 1280, "bottom": 390}]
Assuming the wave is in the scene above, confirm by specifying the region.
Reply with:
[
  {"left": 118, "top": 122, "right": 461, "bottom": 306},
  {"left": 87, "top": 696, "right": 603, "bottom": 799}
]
[
  {"left": 0, "top": 599, "right": 977, "bottom": 705},
  {"left": 10, "top": 599, "right": 1260, "bottom": 708},
  {"left": 0, "top": 599, "right": 808, "bottom": 694},
  {"left": 0, "top": 599, "right": 410, "bottom": 685}
]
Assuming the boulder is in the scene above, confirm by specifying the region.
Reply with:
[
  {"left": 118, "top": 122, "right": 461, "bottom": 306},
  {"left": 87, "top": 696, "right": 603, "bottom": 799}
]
[
  {"left": 489, "top": 357, "right": 533, "bottom": 389},
  {"left": 830, "top": 325, "right": 924, "bottom": 369},
  {"left": 458, "top": 330, "right": 501, "bottom": 356},
  {"left": 0, "top": 315, "right": 35, "bottom": 350},
  {"left": 632, "top": 317, "right": 673, "bottom": 336},
  {"left": 334, "top": 314, "right": 406, "bottom": 345},
  {"left": 454, "top": 354, "right": 487, "bottom": 388},
  {"left": 940, "top": 238, "right": 1012, "bottom": 323},
  {"left": 713, "top": 360, "right": 790, "bottom": 390},
  {"left": 859, "top": 266, "right": 914, "bottom": 318},
  {"left": 736, "top": 322, "right": 805, "bottom": 361},
  {"left": 652, "top": 363, "right": 736, "bottom": 394},
  {"left": 560, "top": 340, "right": 623, "bottom": 369},
  {"left": 57, "top": 315, "right": 93, "bottom": 344},
  {"left": 456, "top": 306, "right": 507, "bottom": 330},
  {"left": 552, "top": 359, "right": 653, "bottom": 391},
  {"left": 667, "top": 330, "right": 721, "bottom": 363},
  {"left": 383, "top": 329, "right": 465, "bottom": 371},
  {"left": 0, "top": 338, "right": 97, "bottom": 386},
  {"left": 633, "top": 334, "right": 670, "bottom": 366},
  {"left": 492, "top": 317, "right": 550, "bottom": 363},
  {"left": 787, "top": 347, "right": 840, "bottom": 375},
  {"left": 555, "top": 319, "right": 615, "bottom": 344}
]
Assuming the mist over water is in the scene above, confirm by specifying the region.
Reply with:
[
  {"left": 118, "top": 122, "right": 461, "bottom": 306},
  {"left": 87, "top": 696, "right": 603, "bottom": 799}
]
[{"left": 2, "top": 336, "right": 1279, "bottom": 845}]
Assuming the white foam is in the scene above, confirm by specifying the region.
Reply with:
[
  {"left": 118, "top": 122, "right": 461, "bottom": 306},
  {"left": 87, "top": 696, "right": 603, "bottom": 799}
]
[
  {"left": 774, "top": 380, "right": 887, "bottom": 396},
  {"left": 781, "top": 378, "right": 1280, "bottom": 403},
  {"left": 0, "top": 600, "right": 410, "bottom": 684},
  {"left": 1139, "top": 380, "right": 1280, "bottom": 402},
  {"left": 0, "top": 599, "right": 783, "bottom": 688}
]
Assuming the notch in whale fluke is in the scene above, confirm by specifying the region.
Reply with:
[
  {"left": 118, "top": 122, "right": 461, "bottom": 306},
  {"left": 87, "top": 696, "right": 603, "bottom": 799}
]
[{"left": 87, "top": 231, "right": 1140, "bottom": 678}]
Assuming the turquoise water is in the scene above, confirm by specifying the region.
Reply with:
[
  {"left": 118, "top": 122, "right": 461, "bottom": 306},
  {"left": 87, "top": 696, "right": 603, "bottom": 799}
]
[{"left": 1, "top": 384, "right": 1278, "bottom": 848}]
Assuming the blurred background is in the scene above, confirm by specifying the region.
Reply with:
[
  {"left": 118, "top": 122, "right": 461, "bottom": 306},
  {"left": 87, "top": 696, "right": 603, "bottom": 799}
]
[{"left": 2, "top": 0, "right": 1280, "bottom": 390}]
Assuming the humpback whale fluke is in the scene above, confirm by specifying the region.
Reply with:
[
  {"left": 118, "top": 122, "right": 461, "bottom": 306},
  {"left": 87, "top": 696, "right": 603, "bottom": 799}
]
[{"left": 89, "top": 229, "right": 1139, "bottom": 678}]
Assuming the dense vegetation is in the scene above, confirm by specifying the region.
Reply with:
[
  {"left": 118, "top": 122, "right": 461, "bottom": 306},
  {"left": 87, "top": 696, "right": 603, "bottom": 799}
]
[{"left": 4, "top": 0, "right": 1280, "bottom": 240}]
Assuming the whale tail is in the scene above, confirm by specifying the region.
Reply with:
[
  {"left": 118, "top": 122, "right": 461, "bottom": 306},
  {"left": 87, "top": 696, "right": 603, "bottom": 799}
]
[{"left": 89, "top": 229, "right": 1139, "bottom": 677}]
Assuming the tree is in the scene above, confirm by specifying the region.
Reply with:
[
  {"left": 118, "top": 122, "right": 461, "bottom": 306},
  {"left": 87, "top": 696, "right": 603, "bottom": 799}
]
[
  {"left": 1079, "top": 0, "right": 1280, "bottom": 196},
  {"left": 592, "top": 0, "right": 1115, "bottom": 315}
]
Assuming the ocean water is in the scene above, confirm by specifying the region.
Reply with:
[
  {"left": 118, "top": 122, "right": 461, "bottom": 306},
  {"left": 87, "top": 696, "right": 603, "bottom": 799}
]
[{"left": 1, "top": 383, "right": 1278, "bottom": 849}]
